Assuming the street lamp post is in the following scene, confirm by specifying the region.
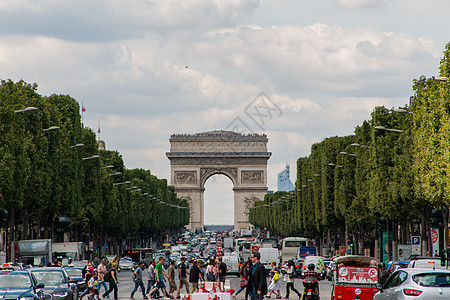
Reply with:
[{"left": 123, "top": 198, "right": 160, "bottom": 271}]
[
  {"left": 374, "top": 126, "right": 403, "bottom": 133},
  {"left": 43, "top": 126, "right": 60, "bottom": 132},
  {"left": 14, "top": 106, "right": 38, "bottom": 113},
  {"left": 82, "top": 155, "right": 100, "bottom": 161},
  {"left": 71, "top": 143, "right": 84, "bottom": 148}
]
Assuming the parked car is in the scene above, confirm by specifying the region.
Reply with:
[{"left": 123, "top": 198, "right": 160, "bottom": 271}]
[
  {"left": 29, "top": 267, "right": 78, "bottom": 300},
  {"left": 374, "top": 268, "right": 450, "bottom": 299},
  {"left": 0, "top": 270, "right": 45, "bottom": 300}
]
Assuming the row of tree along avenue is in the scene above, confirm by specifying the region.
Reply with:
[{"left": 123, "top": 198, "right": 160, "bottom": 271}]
[
  {"left": 250, "top": 42, "right": 450, "bottom": 263},
  {"left": 0, "top": 80, "right": 189, "bottom": 261}
]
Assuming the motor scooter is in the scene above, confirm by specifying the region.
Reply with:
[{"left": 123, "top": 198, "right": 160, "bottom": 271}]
[{"left": 302, "top": 278, "right": 319, "bottom": 300}]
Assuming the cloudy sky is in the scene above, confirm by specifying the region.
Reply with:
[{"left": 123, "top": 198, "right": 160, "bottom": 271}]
[{"left": 1, "top": 0, "right": 449, "bottom": 225}]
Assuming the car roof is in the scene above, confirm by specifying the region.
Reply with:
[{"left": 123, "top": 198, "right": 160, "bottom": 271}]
[
  {"left": 29, "top": 267, "right": 64, "bottom": 271},
  {"left": 395, "top": 268, "right": 450, "bottom": 275},
  {"left": 333, "top": 255, "right": 379, "bottom": 266}
]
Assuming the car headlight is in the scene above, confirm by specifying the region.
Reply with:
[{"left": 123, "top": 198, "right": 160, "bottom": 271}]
[{"left": 52, "top": 292, "right": 69, "bottom": 297}]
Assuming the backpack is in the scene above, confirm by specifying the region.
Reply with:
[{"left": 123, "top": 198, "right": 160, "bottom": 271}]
[{"left": 104, "top": 270, "right": 112, "bottom": 282}]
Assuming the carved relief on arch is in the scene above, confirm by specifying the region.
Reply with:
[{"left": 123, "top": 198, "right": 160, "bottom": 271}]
[
  {"left": 243, "top": 195, "right": 260, "bottom": 216},
  {"left": 200, "top": 167, "right": 237, "bottom": 186},
  {"left": 241, "top": 170, "right": 263, "bottom": 183},
  {"left": 174, "top": 171, "right": 197, "bottom": 184}
]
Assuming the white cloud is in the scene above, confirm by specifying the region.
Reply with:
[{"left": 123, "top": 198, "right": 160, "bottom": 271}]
[{"left": 0, "top": 0, "right": 447, "bottom": 226}]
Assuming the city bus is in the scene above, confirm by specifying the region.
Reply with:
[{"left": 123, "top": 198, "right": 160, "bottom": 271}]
[
  {"left": 281, "top": 237, "right": 308, "bottom": 263},
  {"left": 123, "top": 248, "right": 153, "bottom": 263}
]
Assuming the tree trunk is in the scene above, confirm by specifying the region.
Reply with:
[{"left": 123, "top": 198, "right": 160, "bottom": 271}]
[
  {"left": 22, "top": 209, "right": 29, "bottom": 240},
  {"left": 442, "top": 206, "right": 449, "bottom": 253},
  {"left": 386, "top": 219, "right": 391, "bottom": 261},
  {"left": 7, "top": 208, "right": 15, "bottom": 262}
]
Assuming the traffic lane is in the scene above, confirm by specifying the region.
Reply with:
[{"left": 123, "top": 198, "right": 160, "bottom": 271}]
[{"left": 116, "top": 271, "right": 332, "bottom": 299}]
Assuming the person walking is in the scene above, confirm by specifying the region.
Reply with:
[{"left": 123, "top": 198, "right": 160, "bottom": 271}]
[
  {"left": 284, "top": 260, "right": 301, "bottom": 299},
  {"left": 218, "top": 257, "right": 228, "bottom": 292},
  {"left": 98, "top": 258, "right": 110, "bottom": 299},
  {"left": 102, "top": 263, "right": 119, "bottom": 300},
  {"left": 232, "top": 260, "right": 251, "bottom": 300},
  {"left": 190, "top": 260, "right": 204, "bottom": 293},
  {"left": 149, "top": 257, "right": 170, "bottom": 299},
  {"left": 177, "top": 257, "right": 190, "bottom": 299},
  {"left": 80, "top": 265, "right": 94, "bottom": 299},
  {"left": 206, "top": 259, "right": 216, "bottom": 282},
  {"left": 146, "top": 260, "right": 158, "bottom": 297},
  {"left": 130, "top": 262, "right": 149, "bottom": 300},
  {"left": 168, "top": 260, "right": 177, "bottom": 298},
  {"left": 249, "top": 252, "right": 267, "bottom": 300},
  {"left": 266, "top": 261, "right": 282, "bottom": 299}
]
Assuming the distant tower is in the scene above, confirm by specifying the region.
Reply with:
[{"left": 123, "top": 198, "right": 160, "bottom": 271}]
[{"left": 277, "top": 164, "right": 295, "bottom": 192}]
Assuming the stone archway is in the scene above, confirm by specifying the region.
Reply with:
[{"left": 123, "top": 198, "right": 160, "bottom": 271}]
[{"left": 166, "top": 130, "right": 271, "bottom": 231}]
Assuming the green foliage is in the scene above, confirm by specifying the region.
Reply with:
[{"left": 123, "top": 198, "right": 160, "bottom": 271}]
[{"left": 0, "top": 79, "right": 188, "bottom": 245}]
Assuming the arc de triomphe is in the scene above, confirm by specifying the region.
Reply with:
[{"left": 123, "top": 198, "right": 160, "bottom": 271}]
[{"left": 166, "top": 130, "right": 271, "bottom": 231}]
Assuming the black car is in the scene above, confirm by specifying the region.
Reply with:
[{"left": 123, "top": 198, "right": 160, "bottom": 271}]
[
  {"left": 30, "top": 267, "right": 78, "bottom": 300},
  {"left": 0, "top": 270, "right": 45, "bottom": 300},
  {"left": 63, "top": 267, "right": 86, "bottom": 297}
]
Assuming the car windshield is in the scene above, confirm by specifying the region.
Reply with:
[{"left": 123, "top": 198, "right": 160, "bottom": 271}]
[
  {"left": 120, "top": 258, "right": 132, "bottom": 263},
  {"left": 31, "top": 270, "right": 66, "bottom": 285},
  {"left": 71, "top": 261, "right": 87, "bottom": 268},
  {"left": 413, "top": 273, "right": 450, "bottom": 287},
  {"left": 65, "top": 268, "right": 82, "bottom": 278},
  {"left": 0, "top": 273, "right": 32, "bottom": 288}
]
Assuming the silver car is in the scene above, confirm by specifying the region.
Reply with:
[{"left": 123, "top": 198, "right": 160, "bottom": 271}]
[
  {"left": 374, "top": 268, "right": 450, "bottom": 299},
  {"left": 119, "top": 257, "right": 135, "bottom": 270}
]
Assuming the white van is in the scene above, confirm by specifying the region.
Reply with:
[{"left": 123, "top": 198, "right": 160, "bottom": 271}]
[
  {"left": 302, "top": 256, "right": 325, "bottom": 276},
  {"left": 222, "top": 255, "right": 241, "bottom": 276},
  {"left": 259, "top": 248, "right": 280, "bottom": 270}
]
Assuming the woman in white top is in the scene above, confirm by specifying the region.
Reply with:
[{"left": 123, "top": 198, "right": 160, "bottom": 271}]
[{"left": 284, "top": 260, "right": 301, "bottom": 299}]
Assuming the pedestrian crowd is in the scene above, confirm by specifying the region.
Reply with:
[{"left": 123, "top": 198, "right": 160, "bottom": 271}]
[
  {"left": 80, "top": 252, "right": 309, "bottom": 300},
  {"left": 80, "top": 257, "right": 119, "bottom": 300}
]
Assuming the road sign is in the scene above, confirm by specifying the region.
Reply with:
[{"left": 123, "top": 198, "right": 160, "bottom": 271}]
[
  {"left": 411, "top": 236, "right": 421, "bottom": 246},
  {"left": 347, "top": 240, "right": 351, "bottom": 246},
  {"left": 411, "top": 236, "right": 421, "bottom": 255},
  {"left": 251, "top": 245, "right": 260, "bottom": 253},
  {"left": 323, "top": 243, "right": 327, "bottom": 249}
]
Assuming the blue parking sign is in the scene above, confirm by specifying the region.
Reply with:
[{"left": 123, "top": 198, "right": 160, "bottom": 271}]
[{"left": 411, "top": 236, "right": 421, "bottom": 246}]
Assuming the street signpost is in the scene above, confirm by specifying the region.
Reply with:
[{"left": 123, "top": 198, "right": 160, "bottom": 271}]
[{"left": 411, "top": 236, "right": 421, "bottom": 256}]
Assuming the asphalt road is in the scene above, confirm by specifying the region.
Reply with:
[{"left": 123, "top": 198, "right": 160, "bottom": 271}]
[{"left": 112, "top": 270, "right": 332, "bottom": 300}]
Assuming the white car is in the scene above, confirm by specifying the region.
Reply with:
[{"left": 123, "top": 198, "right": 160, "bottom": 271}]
[
  {"left": 374, "top": 268, "right": 450, "bottom": 299},
  {"left": 119, "top": 257, "right": 134, "bottom": 270}
]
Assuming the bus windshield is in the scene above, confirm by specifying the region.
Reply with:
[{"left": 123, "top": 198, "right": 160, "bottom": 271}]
[{"left": 284, "top": 241, "right": 306, "bottom": 247}]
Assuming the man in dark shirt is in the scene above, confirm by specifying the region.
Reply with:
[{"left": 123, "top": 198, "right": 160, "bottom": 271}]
[
  {"left": 218, "top": 257, "right": 227, "bottom": 292},
  {"left": 249, "top": 252, "right": 267, "bottom": 300},
  {"left": 190, "top": 260, "right": 204, "bottom": 293},
  {"left": 177, "top": 257, "right": 190, "bottom": 298}
]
